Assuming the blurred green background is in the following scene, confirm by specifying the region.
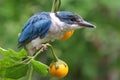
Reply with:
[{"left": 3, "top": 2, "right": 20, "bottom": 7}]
[{"left": 0, "top": 0, "right": 120, "bottom": 80}]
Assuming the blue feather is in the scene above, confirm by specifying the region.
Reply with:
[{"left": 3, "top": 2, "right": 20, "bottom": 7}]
[
  {"left": 18, "top": 12, "right": 51, "bottom": 47},
  {"left": 56, "top": 11, "right": 79, "bottom": 24},
  {"left": 34, "top": 20, "right": 51, "bottom": 38}
]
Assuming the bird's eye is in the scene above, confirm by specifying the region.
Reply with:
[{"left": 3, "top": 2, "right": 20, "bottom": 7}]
[{"left": 70, "top": 18, "right": 76, "bottom": 22}]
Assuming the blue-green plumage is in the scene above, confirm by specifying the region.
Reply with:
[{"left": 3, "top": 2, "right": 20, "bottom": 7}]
[
  {"left": 18, "top": 11, "right": 95, "bottom": 55},
  {"left": 18, "top": 12, "right": 51, "bottom": 47}
]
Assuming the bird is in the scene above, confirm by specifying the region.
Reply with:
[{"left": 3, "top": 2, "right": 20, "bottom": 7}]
[{"left": 18, "top": 11, "right": 95, "bottom": 56}]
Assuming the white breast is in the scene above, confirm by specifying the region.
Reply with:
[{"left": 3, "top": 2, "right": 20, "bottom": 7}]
[
  {"left": 50, "top": 13, "right": 65, "bottom": 31},
  {"left": 26, "top": 13, "right": 71, "bottom": 55},
  {"left": 46, "top": 13, "right": 69, "bottom": 40}
]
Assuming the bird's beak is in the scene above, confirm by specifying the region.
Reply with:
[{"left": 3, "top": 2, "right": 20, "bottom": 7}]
[{"left": 78, "top": 20, "right": 95, "bottom": 28}]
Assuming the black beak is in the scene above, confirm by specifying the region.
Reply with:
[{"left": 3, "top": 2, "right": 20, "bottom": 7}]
[{"left": 78, "top": 20, "right": 95, "bottom": 28}]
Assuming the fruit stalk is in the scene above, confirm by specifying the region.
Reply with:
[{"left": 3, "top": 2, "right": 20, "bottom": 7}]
[{"left": 47, "top": 43, "right": 59, "bottom": 62}]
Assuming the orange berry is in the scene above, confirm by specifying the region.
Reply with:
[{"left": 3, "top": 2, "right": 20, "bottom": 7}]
[
  {"left": 60, "top": 30, "right": 74, "bottom": 40},
  {"left": 49, "top": 60, "right": 69, "bottom": 78}
]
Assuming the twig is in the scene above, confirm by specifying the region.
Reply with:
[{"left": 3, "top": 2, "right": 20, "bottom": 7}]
[
  {"left": 58, "top": 0, "right": 61, "bottom": 11},
  {"left": 51, "top": 0, "right": 57, "bottom": 12}
]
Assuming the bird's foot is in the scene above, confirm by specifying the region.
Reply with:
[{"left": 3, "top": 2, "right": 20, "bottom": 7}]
[
  {"left": 40, "top": 44, "right": 48, "bottom": 50},
  {"left": 35, "top": 43, "right": 48, "bottom": 51}
]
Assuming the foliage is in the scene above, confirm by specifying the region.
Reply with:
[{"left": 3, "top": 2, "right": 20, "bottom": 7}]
[
  {"left": 0, "top": 0, "right": 120, "bottom": 80},
  {"left": 31, "top": 59, "right": 48, "bottom": 76},
  {"left": 0, "top": 47, "right": 49, "bottom": 80}
]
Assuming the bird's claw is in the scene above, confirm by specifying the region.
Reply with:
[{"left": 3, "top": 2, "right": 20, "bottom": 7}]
[{"left": 40, "top": 44, "right": 48, "bottom": 50}]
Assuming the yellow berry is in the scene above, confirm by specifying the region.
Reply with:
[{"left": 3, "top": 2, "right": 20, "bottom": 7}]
[{"left": 49, "top": 60, "right": 69, "bottom": 78}]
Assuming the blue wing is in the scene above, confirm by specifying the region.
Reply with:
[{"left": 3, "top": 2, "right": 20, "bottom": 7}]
[{"left": 18, "top": 13, "right": 51, "bottom": 47}]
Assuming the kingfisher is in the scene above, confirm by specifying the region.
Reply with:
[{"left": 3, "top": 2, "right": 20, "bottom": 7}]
[{"left": 18, "top": 11, "right": 95, "bottom": 55}]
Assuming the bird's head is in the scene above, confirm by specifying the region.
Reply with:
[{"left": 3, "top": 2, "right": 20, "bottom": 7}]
[{"left": 55, "top": 11, "right": 95, "bottom": 29}]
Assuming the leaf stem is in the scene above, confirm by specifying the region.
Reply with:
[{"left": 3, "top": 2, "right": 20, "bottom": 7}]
[
  {"left": 28, "top": 65, "right": 33, "bottom": 80},
  {"left": 21, "top": 57, "right": 31, "bottom": 64},
  {"left": 32, "top": 48, "right": 43, "bottom": 59},
  {"left": 46, "top": 43, "right": 59, "bottom": 62},
  {"left": 21, "top": 48, "right": 43, "bottom": 64}
]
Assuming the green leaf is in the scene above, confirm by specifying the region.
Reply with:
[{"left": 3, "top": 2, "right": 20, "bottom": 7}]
[
  {"left": 9, "top": 48, "right": 28, "bottom": 60},
  {"left": 0, "top": 47, "right": 27, "bottom": 60},
  {"left": 0, "top": 58, "right": 19, "bottom": 74},
  {"left": 2, "top": 63, "right": 28, "bottom": 79},
  {"left": 31, "top": 59, "right": 49, "bottom": 76},
  {"left": 0, "top": 56, "right": 29, "bottom": 79},
  {"left": 0, "top": 47, "right": 9, "bottom": 57}
]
